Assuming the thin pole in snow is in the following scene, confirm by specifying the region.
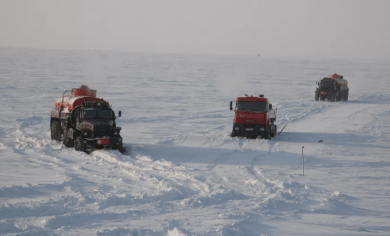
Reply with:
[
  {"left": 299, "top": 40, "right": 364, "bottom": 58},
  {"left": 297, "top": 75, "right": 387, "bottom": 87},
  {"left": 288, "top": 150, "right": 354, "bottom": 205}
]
[
  {"left": 278, "top": 125, "right": 287, "bottom": 135},
  {"left": 302, "top": 146, "right": 305, "bottom": 176}
]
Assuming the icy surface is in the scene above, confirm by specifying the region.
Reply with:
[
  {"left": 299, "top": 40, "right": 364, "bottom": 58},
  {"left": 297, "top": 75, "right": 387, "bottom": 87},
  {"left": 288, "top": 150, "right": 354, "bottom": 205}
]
[{"left": 0, "top": 48, "right": 390, "bottom": 235}]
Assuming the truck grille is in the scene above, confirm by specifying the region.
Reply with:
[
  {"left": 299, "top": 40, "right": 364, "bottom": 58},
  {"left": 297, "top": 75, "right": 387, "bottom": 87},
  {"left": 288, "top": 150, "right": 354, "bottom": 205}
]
[
  {"left": 243, "top": 124, "right": 256, "bottom": 129},
  {"left": 94, "top": 126, "right": 110, "bottom": 138}
]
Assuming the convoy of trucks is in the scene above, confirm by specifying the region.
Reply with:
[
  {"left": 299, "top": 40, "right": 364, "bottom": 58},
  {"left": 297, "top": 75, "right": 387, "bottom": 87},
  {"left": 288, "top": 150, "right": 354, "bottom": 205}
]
[{"left": 50, "top": 74, "right": 349, "bottom": 152}]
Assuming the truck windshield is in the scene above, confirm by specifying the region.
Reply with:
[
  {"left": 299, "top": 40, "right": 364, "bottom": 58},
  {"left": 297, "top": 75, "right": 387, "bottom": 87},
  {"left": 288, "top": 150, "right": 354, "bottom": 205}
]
[
  {"left": 236, "top": 101, "right": 266, "bottom": 112},
  {"left": 98, "top": 110, "right": 113, "bottom": 119},
  {"left": 83, "top": 109, "right": 97, "bottom": 119},
  {"left": 320, "top": 80, "right": 334, "bottom": 87},
  {"left": 83, "top": 109, "right": 113, "bottom": 119}
]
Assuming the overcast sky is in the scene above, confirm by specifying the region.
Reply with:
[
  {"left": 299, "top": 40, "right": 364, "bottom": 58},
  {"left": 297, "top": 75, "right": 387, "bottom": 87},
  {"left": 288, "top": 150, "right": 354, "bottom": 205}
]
[{"left": 0, "top": 0, "right": 389, "bottom": 59}]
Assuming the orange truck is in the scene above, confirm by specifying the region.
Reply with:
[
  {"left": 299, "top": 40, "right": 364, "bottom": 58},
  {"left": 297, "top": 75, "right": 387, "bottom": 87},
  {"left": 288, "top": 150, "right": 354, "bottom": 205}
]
[{"left": 230, "top": 94, "right": 277, "bottom": 139}]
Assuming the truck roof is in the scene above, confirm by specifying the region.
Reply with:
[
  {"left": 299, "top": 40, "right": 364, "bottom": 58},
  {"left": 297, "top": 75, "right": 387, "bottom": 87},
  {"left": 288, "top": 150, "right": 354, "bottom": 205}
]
[
  {"left": 237, "top": 96, "right": 268, "bottom": 102},
  {"left": 55, "top": 96, "right": 105, "bottom": 112}
]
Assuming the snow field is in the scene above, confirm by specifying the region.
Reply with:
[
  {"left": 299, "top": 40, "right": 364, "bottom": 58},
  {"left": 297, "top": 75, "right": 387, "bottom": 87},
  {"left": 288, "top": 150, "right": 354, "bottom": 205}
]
[{"left": 0, "top": 48, "right": 390, "bottom": 235}]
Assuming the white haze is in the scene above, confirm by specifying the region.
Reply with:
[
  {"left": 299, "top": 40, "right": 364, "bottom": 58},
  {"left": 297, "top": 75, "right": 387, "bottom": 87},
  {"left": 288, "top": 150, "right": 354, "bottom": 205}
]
[{"left": 0, "top": 0, "right": 390, "bottom": 59}]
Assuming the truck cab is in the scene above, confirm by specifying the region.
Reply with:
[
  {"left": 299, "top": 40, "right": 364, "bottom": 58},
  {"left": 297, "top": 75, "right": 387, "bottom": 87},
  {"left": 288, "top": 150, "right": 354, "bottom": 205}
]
[
  {"left": 71, "top": 101, "right": 123, "bottom": 151},
  {"left": 230, "top": 94, "right": 277, "bottom": 139}
]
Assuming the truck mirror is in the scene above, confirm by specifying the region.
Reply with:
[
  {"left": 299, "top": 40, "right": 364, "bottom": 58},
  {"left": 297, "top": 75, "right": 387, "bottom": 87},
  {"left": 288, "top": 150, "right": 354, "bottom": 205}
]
[
  {"left": 230, "top": 101, "right": 233, "bottom": 110},
  {"left": 269, "top": 104, "right": 272, "bottom": 110},
  {"left": 118, "top": 111, "right": 121, "bottom": 117}
]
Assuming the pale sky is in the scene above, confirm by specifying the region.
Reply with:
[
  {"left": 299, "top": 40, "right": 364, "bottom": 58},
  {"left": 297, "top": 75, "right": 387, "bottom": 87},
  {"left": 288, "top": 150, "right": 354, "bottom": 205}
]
[{"left": 0, "top": 0, "right": 389, "bottom": 59}]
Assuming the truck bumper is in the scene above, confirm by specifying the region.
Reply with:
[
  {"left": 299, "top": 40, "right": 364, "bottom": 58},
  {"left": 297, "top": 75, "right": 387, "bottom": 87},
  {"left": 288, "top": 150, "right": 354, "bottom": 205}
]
[
  {"left": 85, "top": 137, "right": 123, "bottom": 149},
  {"left": 231, "top": 124, "right": 268, "bottom": 138}
]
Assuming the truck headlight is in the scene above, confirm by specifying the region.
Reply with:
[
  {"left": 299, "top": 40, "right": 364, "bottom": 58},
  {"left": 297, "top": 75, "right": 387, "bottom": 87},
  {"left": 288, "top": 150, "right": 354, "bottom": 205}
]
[
  {"left": 260, "top": 128, "right": 264, "bottom": 131},
  {"left": 235, "top": 127, "right": 239, "bottom": 131},
  {"left": 118, "top": 138, "right": 122, "bottom": 142},
  {"left": 114, "top": 131, "right": 118, "bottom": 135}
]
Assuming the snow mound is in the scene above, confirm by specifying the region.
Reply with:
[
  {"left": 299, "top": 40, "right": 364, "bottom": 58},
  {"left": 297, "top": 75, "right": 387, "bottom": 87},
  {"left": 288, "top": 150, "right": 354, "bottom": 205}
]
[
  {"left": 353, "top": 94, "right": 390, "bottom": 104},
  {"left": 97, "top": 228, "right": 163, "bottom": 236},
  {"left": 167, "top": 228, "right": 187, "bottom": 236}
]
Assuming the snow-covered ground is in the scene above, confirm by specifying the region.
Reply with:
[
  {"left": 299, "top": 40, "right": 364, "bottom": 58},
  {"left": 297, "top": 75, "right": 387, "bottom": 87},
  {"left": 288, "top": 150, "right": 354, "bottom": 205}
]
[{"left": 0, "top": 48, "right": 390, "bottom": 235}]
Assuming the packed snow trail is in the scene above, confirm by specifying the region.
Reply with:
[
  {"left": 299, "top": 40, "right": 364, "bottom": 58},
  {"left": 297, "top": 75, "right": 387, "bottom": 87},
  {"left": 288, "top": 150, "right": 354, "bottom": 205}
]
[{"left": 1, "top": 48, "right": 390, "bottom": 235}]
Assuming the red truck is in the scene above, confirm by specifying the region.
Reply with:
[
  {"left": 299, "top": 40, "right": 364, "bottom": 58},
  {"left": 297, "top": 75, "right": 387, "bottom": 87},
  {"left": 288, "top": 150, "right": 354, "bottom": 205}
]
[
  {"left": 230, "top": 94, "right": 277, "bottom": 139},
  {"left": 50, "top": 85, "right": 125, "bottom": 153}
]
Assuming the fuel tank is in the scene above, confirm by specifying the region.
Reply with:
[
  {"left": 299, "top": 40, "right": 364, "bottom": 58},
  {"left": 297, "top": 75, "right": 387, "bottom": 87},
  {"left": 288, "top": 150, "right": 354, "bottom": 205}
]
[{"left": 54, "top": 85, "right": 105, "bottom": 112}]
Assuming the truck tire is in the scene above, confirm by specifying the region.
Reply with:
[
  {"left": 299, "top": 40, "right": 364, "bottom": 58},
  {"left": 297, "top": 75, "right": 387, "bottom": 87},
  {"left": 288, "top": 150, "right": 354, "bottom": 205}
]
[
  {"left": 63, "top": 129, "right": 74, "bottom": 147},
  {"left": 315, "top": 93, "right": 319, "bottom": 101},
  {"left": 117, "top": 144, "right": 127, "bottom": 154},
  {"left": 272, "top": 125, "right": 277, "bottom": 137},
  {"left": 328, "top": 93, "right": 335, "bottom": 102},
  {"left": 51, "top": 120, "right": 62, "bottom": 142},
  {"left": 75, "top": 136, "right": 87, "bottom": 153},
  {"left": 343, "top": 91, "right": 349, "bottom": 101},
  {"left": 263, "top": 132, "right": 271, "bottom": 140},
  {"left": 336, "top": 92, "right": 341, "bottom": 101}
]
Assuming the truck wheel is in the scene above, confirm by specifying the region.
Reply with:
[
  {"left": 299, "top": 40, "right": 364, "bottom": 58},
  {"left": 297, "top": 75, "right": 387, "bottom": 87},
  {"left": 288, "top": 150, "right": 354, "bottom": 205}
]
[
  {"left": 51, "top": 120, "right": 62, "bottom": 142},
  {"left": 329, "top": 94, "right": 335, "bottom": 102},
  {"left": 271, "top": 125, "right": 277, "bottom": 137},
  {"left": 336, "top": 93, "right": 341, "bottom": 101},
  {"left": 118, "top": 144, "right": 127, "bottom": 154},
  {"left": 75, "top": 136, "right": 87, "bottom": 153},
  {"left": 315, "top": 93, "right": 319, "bottom": 101},
  {"left": 343, "top": 91, "right": 349, "bottom": 101},
  {"left": 114, "top": 136, "right": 127, "bottom": 154},
  {"left": 263, "top": 132, "right": 271, "bottom": 140},
  {"left": 63, "top": 129, "right": 74, "bottom": 147}
]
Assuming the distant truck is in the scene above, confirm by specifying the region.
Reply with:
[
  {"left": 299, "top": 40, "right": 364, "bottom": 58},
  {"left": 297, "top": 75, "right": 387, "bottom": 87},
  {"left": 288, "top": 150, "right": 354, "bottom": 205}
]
[
  {"left": 315, "top": 73, "right": 349, "bottom": 102},
  {"left": 50, "top": 85, "right": 125, "bottom": 154},
  {"left": 230, "top": 94, "right": 277, "bottom": 139}
]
